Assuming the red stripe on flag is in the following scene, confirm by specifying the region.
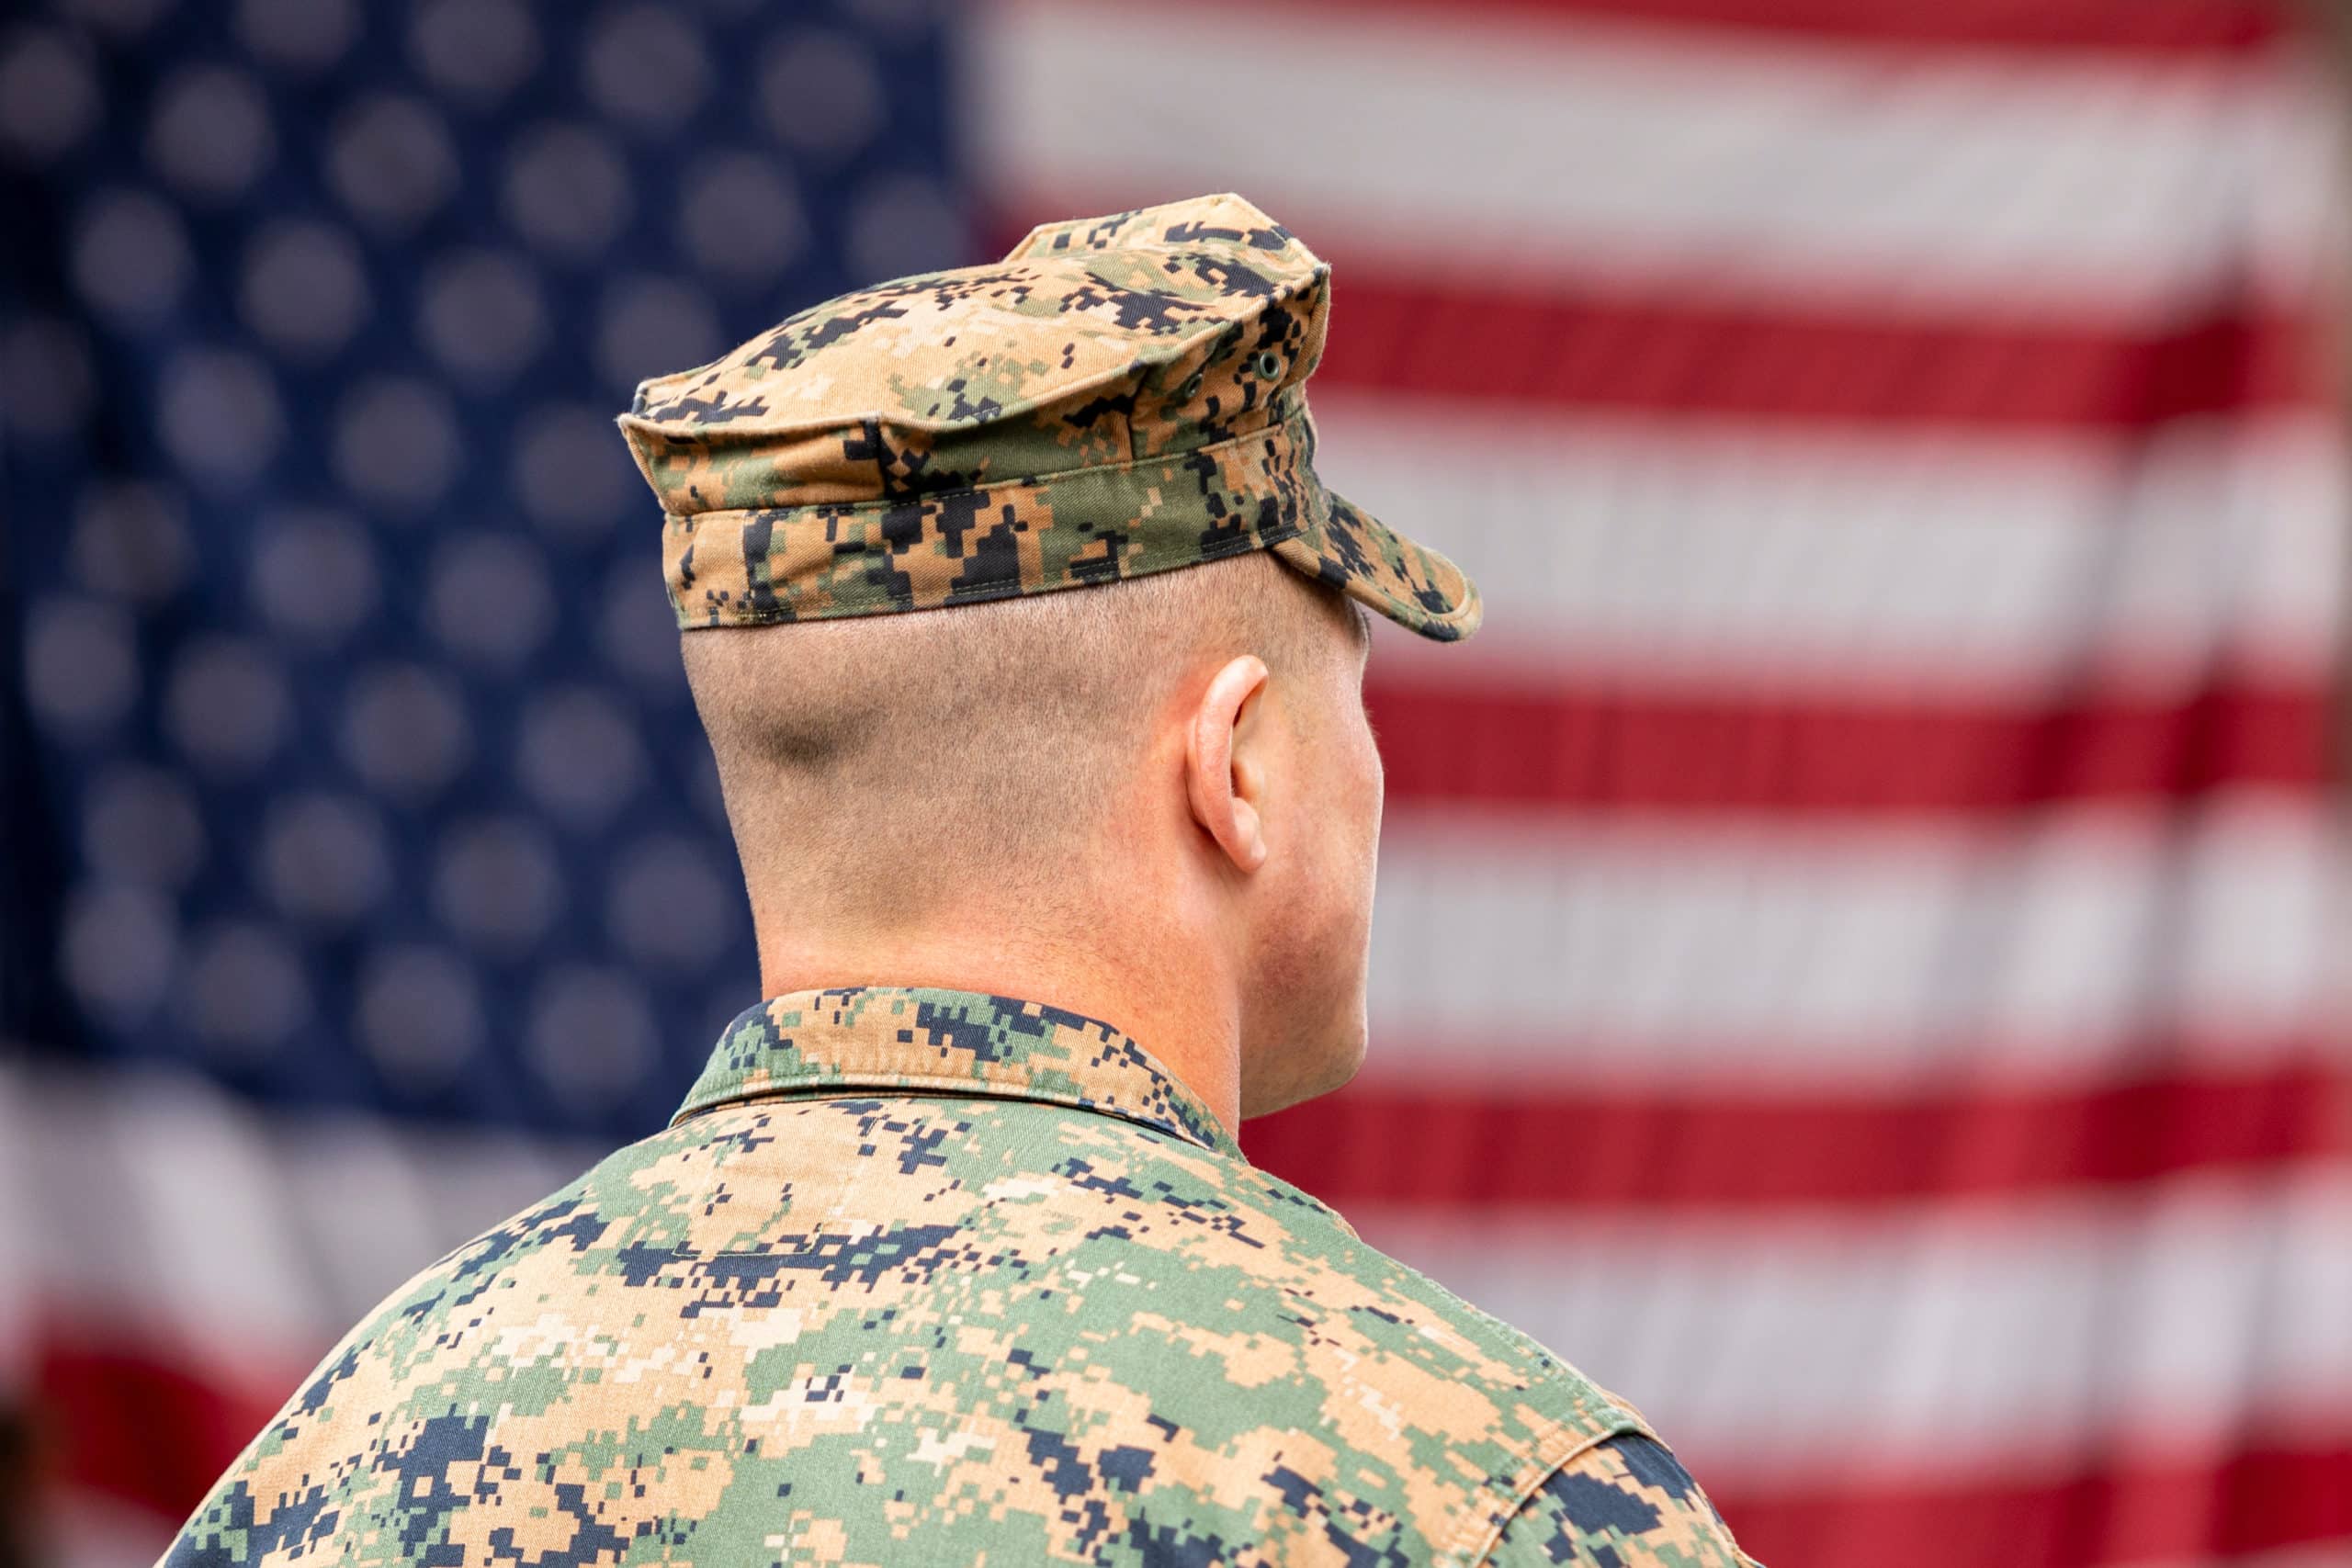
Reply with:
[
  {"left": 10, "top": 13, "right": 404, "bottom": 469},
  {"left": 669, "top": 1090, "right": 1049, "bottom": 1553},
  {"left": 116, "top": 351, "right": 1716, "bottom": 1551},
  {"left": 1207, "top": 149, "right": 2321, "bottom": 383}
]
[
  {"left": 34, "top": 1321, "right": 295, "bottom": 1523},
  {"left": 1317, "top": 276, "right": 2324, "bottom": 428},
  {"left": 1243, "top": 0, "right": 2288, "bottom": 56},
  {"left": 1713, "top": 1443, "right": 2352, "bottom": 1568},
  {"left": 1250, "top": 1055, "right": 2351, "bottom": 1209},
  {"left": 1365, "top": 675, "right": 2329, "bottom": 815}
]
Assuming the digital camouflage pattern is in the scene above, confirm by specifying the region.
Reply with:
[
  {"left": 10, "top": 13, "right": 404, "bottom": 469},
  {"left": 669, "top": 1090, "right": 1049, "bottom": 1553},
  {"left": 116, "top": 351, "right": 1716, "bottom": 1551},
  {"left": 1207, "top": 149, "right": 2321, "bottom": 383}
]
[
  {"left": 164, "top": 987, "right": 1753, "bottom": 1566},
  {"left": 616, "top": 194, "right": 1481, "bottom": 642}
]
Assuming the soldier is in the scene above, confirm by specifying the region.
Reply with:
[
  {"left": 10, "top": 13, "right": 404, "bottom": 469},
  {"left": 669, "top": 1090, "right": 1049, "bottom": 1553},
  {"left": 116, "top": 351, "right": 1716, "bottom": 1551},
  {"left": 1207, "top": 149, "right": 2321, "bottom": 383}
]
[{"left": 164, "top": 195, "right": 1758, "bottom": 1567}]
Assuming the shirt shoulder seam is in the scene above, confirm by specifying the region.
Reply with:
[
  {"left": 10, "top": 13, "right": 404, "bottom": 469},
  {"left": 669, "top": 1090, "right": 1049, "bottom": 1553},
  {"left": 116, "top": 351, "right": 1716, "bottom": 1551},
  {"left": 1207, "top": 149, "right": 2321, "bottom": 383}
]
[{"left": 1439, "top": 1405, "right": 1655, "bottom": 1568}]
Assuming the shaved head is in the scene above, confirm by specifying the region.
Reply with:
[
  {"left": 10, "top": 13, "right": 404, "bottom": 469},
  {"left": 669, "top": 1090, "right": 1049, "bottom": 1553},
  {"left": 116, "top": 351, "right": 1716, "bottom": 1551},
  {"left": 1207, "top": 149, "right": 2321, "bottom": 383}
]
[{"left": 685, "top": 554, "right": 1363, "bottom": 939}]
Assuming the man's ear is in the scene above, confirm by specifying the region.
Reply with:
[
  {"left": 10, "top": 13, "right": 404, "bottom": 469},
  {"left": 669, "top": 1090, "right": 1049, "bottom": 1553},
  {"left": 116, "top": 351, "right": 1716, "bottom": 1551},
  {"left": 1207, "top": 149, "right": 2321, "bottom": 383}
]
[{"left": 1185, "top": 654, "right": 1270, "bottom": 873}]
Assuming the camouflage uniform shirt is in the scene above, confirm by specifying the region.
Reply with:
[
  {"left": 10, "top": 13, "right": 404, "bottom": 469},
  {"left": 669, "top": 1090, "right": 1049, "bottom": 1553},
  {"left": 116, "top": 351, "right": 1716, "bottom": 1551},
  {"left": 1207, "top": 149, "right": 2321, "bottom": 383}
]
[{"left": 164, "top": 987, "right": 1755, "bottom": 1566}]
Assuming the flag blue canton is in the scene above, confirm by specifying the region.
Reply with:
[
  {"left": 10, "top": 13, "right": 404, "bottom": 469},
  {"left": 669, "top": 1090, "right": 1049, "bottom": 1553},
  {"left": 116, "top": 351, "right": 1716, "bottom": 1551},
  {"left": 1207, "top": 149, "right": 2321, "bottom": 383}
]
[{"left": 0, "top": 0, "right": 968, "bottom": 1140}]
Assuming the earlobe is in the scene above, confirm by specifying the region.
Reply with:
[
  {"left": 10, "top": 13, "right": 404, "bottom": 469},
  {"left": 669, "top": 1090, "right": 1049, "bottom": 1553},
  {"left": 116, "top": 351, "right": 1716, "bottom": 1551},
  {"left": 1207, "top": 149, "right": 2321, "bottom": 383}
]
[{"left": 1186, "top": 655, "right": 1271, "bottom": 874}]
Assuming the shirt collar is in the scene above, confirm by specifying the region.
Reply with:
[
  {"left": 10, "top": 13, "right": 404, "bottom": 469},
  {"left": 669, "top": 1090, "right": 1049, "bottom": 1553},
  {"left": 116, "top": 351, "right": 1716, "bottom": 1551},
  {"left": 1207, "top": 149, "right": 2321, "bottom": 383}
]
[{"left": 673, "top": 986, "right": 1244, "bottom": 1160}]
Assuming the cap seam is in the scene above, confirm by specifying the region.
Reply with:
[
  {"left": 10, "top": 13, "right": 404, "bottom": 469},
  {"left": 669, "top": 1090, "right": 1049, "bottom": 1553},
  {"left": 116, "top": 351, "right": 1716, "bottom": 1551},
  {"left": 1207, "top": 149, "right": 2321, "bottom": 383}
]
[{"left": 1003, "top": 192, "right": 1266, "bottom": 262}]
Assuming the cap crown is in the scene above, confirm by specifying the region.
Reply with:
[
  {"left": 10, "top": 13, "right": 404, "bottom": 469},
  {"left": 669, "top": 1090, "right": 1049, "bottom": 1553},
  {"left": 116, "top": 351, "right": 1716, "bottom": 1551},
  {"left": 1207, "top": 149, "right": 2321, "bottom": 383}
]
[{"left": 619, "top": 194, "right": 1329, "bottom": 518}]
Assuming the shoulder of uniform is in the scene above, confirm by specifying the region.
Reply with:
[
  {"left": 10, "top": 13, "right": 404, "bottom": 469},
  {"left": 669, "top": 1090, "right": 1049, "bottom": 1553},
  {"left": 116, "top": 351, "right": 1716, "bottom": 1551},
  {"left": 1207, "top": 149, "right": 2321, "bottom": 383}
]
[
  {"left": 1178, "top": 1155, "right": 1651, "bottom": 1454},
  {"left": 1249, "top": 1165, "right": 1625, "bottom": 1368}
]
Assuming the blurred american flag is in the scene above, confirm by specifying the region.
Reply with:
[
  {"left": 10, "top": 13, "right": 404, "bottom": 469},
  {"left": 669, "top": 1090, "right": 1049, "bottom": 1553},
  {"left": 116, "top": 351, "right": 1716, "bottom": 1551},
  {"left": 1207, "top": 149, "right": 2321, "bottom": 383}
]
[{"left": 4, "top": 1, "right": 2350, "bottom": 1565}]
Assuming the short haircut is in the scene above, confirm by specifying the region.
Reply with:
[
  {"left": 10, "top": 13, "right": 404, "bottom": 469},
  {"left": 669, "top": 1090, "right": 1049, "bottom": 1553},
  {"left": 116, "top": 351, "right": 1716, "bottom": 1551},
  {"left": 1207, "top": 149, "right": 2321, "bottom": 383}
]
[{"left": 684, "top": 552, "right": 1356, "bottom": 931}]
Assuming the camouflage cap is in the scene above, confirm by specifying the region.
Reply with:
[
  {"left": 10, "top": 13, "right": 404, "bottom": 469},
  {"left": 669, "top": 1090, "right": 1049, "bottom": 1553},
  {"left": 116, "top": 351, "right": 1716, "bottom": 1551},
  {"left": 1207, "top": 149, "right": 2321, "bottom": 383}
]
[{"left": 616, "top": 193, "right": 1480, "bottom": 641}]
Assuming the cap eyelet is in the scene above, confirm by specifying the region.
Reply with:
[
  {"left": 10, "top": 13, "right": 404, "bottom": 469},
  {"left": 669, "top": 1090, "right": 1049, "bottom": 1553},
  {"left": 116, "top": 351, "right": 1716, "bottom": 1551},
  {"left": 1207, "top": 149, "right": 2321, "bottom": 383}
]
[
  {"left": 1252, "top": 350, "right": 1283, "bottom": 380},
  {"left": 1178, "top": 370, "right": 1204, "bottom": 400}
]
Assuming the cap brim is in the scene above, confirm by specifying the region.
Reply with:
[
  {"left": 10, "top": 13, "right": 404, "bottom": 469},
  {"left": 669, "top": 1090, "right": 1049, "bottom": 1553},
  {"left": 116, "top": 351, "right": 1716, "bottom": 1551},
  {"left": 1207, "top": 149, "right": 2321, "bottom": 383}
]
[{"left": 1270, "top": 490, "right": 1483, "bottom": 642}]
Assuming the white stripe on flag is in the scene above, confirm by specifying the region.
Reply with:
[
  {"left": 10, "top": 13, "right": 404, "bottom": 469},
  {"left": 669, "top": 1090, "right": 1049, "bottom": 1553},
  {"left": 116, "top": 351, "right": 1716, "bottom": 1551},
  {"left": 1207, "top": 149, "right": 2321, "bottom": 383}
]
[
  {"left": 4, "top": 1063, "right": 596, "bottom": 1372},
  {"left": 1366, "top": 791, "right": 2346, "bottom": 1086},
  {"left": 48, "top": 1492, "right": 177, "bottom": 1568}
]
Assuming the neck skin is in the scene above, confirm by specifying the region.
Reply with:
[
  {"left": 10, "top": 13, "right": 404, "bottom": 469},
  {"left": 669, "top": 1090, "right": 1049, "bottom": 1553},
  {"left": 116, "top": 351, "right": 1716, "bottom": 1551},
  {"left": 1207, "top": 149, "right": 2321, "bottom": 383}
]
[{"left": 747, "top": 832, "right": 1248, "bottom": 1137}]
